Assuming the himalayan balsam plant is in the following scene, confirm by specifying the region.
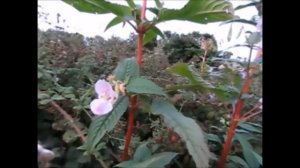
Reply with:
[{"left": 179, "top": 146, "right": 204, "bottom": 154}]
[{"left": 56, "top": 0, "right": 263, "bottom": 168}]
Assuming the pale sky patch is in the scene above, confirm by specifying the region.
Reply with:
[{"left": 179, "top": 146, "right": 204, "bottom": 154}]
[{"left": 38, "top": 0, "right": 261, "bottom": 60}]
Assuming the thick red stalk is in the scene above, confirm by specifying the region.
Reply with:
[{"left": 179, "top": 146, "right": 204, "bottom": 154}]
[
  {"left": 122, "top": 0, "right": 147, "bottom": 161},
  {"left": 122, "top": 96, "right": 138, "bottom": 160},
  {"left": 217, "top": 72, "right": 253, "bottom": 168},
  {"left": 136, "top": 33, "right": 143, "bottom": 66}
]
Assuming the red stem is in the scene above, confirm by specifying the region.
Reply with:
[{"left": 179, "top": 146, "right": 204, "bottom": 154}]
[
  {"left": 122, "top": 0, "right": 147, "bottom": 161},
  {"left": 141, "top": 0, "right": 147, "bottom": 21},
  {"left": 136, "top": 33, "right": 143, "bottom": 66},
  {"left": 217, "top": 73, "right": 253, "bottom": 168},
  {"left": 122, "top": 95, "right": 138, "bottom": 160}
]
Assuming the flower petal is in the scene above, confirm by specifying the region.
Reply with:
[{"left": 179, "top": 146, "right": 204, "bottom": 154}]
[
  {"left": 95, "top": 80, "right": 113, "bottom": 95},
  {"left": 90, "top": 99, "right": 113, "bottom": 116}
]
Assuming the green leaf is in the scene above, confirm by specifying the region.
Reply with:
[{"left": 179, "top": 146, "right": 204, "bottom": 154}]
[
  {"left": 113, "top": 57, "right": 139, "bottom": 81},
  {"left": 234, "top": 2, "right": 260, "bottom": 11},
  {"left": 228, "top": 155, "right": 250, "bottom": 168},
  {"left": 63, "top": 0, "right": 110, "bottom": 14},
  {"left": 157, "top": 0, "right": 234, "bottom": 24},
  {"left": 168, "top": 63, "right": 214, "bottom": 89},
  {"left": 105, "top": 16, "right": 123, "bottom": 31},
  {"left": 143, "top": 29, "right": 157, "bottom": 46},
  {"left": 86, "top": 96, "right": 129, "bottom": 152},
  {"left": 166, "top": 84, "right": 211, "bottom": 93},
  {"left": 246, "top": 32, "right": 261, "bottom": 45},
  {"left": 238, "top": 122, "right": 262, "bottom": 134},
  {"left": 151, "top": 26, "right": 165, "bottom": 39},
  {"left": 126, "top": 0, "right": 136, "bottom": 8},
  {"left": 115, "top": 160, "right": 138, "bottom": 168},
  {"left": 116, "top": 152, "right": 177, "bottom": 168},
  {"left": 63, "top": 129, "right": 78, "bottom": 143},
  {"left": 133, "top": 142, "right": 152, "bottom": 162},
  {"left": 220, "top": 19, "right": 256, "bottom": 26},
  {"left": 151, "top": 100, "right": 210, "bottom": 168},
  {"left": 38, "top": 72, "right": 43, "bottom": 78},
  {"left": 252, "top": 151, "right": 262, "bottom": 165},
  {"left": 38, "top": 93, "right": 50, "bottom": 99},
  {"left": 207, "top": 134, "right": 222, "bottom": 145},
  {"left": 154, "top": 0, "right": 163, "bottom": 9},
  {"left": 143, "top": 26, "right": 164, "bottom": 45},
  {"left": 235, "top": 133, "right": 260, "bottom": 168},
  {"left": 147, "top": 7, "right": 159, "bottom": 16},
  {"left": 63, "top": 0, "right": 131, "bottom": 17},
  {"left": 127, "top": 77, "right": 166, "bottom": 96},
  {"left": 64, "top": 94, "right": 76, "bottom": 100},
  {"left": 39, "top": 99, "right": 52, "bottom": 105},
  {"left": 51, "top": 94, "right": 65, "bottom": 101}
]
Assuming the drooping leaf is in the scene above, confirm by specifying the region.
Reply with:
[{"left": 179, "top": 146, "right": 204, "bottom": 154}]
[
  {"left": 113, "top": 57, "right": 139, "bottom": 82},
  {"left": 116, "top": 152, "right": 177, "bottom": 168},
  {"left": 86, "top": 96, "right": 129, "bottom": 152},
  {"left": 228, "top": 155, "right": 250, "bottom": 168},
  {"left": 235, "top": 2, "right": 260, "bottom": 11},
  {"left": 157, "top": 0, "right": 234, "bottom": 24},
  {"left": 105, "top": 16, "right": 123, "bottom": 31},
  {"left": 235, "top": 133, "right": 260, "bottom": 168},
  {"left": 154, "top": 0, "right": 163, "bottom": 9},
  {"left": 133, "top": 142, "right": 152, "bottom": 162},
  {"left": 63, "top": 0, "right": 132, "bottom": 17},
  {"left": 246, "top": 32, "right": 261, "bottom": 45},
  {"left": 252, "top": 150, "right": 262, "bottom": 165},
  {"left": 151, "top": 100, "right": 210, "bottom": 168},
  {"left": 143, "top": 29, "right": 157, "bottom": 46},
  {"left": 151, "top": 26, "right": 165, "bottom": 39},
  {"left": 147, "top": 7, "right": 159, "bottom": 16},
  {"left": 126, "top": 0, "right": 136, "bottom": 8},
  {"left": 168, "top": 63, "right": 215, "bottom": 89},
  {"left": 63, "top": 0, "right": 110, "bottom": 14},
  {"left": 220, "top": 19, "right": 257, "bottom": 26},
  {"left": 238, "top": 122, "right": 262, "bottom": 134},
  {"left": 127, "top": 77, "right": 166, "bottom": 96},
  {"left": 224, "top": 44, "right": 260, "bottom": 50},
  {"left": 115, "top": 160, "right": 138, "bottom": 168},
  {"left": 143, "top": 26, "right": 164, "bottom": 45},
  {"left": 207, "top": 133, "right": 222, "bottom": 145}
]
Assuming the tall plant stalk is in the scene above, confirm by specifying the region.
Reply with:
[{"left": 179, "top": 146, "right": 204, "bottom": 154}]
[
  {"left": 217, "top": 45, "right": 259, "bottom": 168},
  {"left": 122, "top": 0, "right": 147, "bottom": 161}
]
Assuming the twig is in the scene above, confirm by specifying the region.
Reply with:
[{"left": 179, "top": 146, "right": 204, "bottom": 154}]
[
  {"left": 242, "top": 110, "right": 262, "bottom": 121},
  {"left": 38, "top": 88, "right": 109, "bottom": 168},
  {"left": 241, "top": 104, "right": 260, "bottom": 118},
  {"left": 126, "top": 20, "right": 137, "bottom": 31},
  {"left": 50, "top": 101, "right": 87, "bottom": 143},
  {"left": 49, "top": 101, "right": 109, "bottom": 168}
]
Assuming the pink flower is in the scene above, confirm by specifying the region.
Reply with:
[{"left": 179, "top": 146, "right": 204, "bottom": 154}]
[
  {"left": 258, "top": 98, "right": 262, "bottom": 109},
  {"left": 90, "top": 79, "right": 118, "bottom": 116},
  {"left": 38, "top": 144, "right": 54, "bottom": 160}
]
